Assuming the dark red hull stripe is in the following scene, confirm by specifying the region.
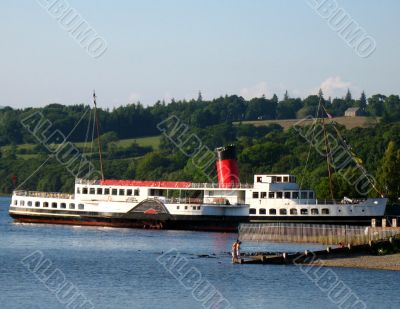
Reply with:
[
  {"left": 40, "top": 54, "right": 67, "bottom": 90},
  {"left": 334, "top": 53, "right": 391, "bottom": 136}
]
[{"left": 9, "top": 213, "right": 242, "bottom": 232}]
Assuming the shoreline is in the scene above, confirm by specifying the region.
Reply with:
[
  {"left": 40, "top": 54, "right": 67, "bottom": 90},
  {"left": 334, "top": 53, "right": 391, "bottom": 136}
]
[{"left": 309, "top": 253, "right": 400, "bottom": 271}]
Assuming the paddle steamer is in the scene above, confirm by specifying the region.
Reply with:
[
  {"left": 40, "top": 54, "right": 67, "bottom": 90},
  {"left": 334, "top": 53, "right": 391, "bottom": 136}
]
[{"left": 9, "top": 145, "right": 387, "bottom": 231}]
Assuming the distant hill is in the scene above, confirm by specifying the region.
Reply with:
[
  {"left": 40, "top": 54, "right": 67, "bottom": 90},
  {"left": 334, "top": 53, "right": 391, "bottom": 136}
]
[{"left": 234, "top": 116, "right": 380, "bottom": 131}]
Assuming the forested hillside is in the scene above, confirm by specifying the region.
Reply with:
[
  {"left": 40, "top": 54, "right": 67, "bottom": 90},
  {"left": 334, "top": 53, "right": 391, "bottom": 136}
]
[
  {"left": 1, "top": 91, "right": 400, "bottom": 203},
  {"left": 1, "top": 90, "right": 400, "bottom": 145}
]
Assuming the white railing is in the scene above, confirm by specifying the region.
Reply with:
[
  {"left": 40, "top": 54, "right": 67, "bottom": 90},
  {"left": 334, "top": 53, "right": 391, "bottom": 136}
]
[
  {"left": 75, "top": 178, "right": 254, "bottom": 189},
  {"left": 190, "top": 183, "right": 253, "bottom": 189},
  {"left": 316, "top": 199, "right": 366, "bottom": 205},
  {"left": 155, "top": 197, "right": 203, "bottom": 204},
  {"left": 13, "top": 190, "right": 74, "bottom": 199},
  {"left": 75, "top": 179, "right": 100, "bottom": 185}
]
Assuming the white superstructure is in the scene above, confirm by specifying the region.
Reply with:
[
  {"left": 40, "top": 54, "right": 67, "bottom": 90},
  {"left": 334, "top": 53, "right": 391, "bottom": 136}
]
[{"left": 9, "top": 173, "right": 387, "bottom": 231}]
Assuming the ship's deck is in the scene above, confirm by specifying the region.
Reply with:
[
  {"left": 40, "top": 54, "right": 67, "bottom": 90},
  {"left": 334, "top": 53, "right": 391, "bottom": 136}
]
[
  {"left": 75, "top": 178, "right": 253, "bottom": 189},
  {"left": 13, "top": 190, "right": 74, "bottom": 199}
]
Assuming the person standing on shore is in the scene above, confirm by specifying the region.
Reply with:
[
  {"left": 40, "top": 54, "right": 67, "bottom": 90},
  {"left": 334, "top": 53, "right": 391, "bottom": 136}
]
[
  {"left": 236, "top": 241, "right": 242, "bottom": 261},
  {"left": 231, "top": 240, "right": 238, "bottom": 263}
]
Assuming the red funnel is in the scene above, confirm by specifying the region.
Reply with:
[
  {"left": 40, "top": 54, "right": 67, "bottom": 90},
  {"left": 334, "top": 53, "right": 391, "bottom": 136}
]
[{"left": 215, "top": 145, "right": 240, "bottom": 188}]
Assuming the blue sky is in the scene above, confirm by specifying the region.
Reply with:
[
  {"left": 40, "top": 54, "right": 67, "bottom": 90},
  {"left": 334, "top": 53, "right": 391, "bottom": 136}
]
[{"left": 1, "top": 0, "right": 399, "bottom": 108}]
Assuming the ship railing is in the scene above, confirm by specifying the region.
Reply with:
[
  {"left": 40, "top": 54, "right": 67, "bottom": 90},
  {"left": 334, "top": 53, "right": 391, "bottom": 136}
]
[
  {"left": 13, "top": 190, "right": 74, "bottom": 199},
  {"left": 75, "top": 179, "right": 100, "bottom": 185},
  {"left": 203, "top": 197, "right": 246, "bottom": 205},
  {"left": 156, "top": 197, "right": 204, "bottom": 204},
  {"left": 157, "top": 197, "right": 247, "bottom": 205},
  {"left": 315, "top": 199, "right": 366, "bottom": 205},
  {"left": 190, "top": 183, "right": 253, "bottom": 189},
  {"left": 75, "top": 178, "right": 254, "bottom": 189}
]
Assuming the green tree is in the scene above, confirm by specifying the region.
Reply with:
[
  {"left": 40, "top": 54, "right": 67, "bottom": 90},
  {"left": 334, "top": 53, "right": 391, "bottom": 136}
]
[
  {"left": 376, "top": 141, "right": 400, "bottom": 202},
  {"left": 367, "top": 94, "right": 386, "bottom": 117},
  {"left": 318, "top": 89, "right": 324, "bottom": 99},
  {"left": 345, "top": 89, "right": 352, "bottom": 102},
  {"left": 283, "top": 90, "right": 289, "bottom": 101},
  {"left": 197, "top": 91, "right": 203, "bottom": 102},
  {"left": 383, "top": 95, "right": 400, "bottom": 121},
  {"left": 271, "top": 94, "right": 278, "bottom": 105},
  {"left": 358, "top": 91, "right": 367, "bottom": 111}
]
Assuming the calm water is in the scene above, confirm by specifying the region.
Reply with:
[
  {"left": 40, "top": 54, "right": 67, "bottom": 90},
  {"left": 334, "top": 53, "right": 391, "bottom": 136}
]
[{"left": 1, "top": 196, "right": 399, "bottom": 309}]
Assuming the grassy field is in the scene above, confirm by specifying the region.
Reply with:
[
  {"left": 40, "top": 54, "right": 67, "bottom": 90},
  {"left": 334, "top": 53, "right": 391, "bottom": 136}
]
[
  {"left": 73, "top": 135, "right": 161, "bottom": 150},
  {"left": 115, "top": 135, "right": 161, "bottom": 149},
  {"left": 1, "top": 135, "right": 161, "bottom": 160},
  {"left": 234, "top": 116, "right": 380, "bottom": 130}
]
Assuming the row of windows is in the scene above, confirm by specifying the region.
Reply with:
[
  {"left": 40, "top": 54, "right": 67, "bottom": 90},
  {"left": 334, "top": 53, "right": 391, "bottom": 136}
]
[
  {"left": 78, "top": 187, "right": 140, "bottom": 196},
  {"left": 252, "top": 191, "right": 314, "bottom": 199},
  {"left": 14, "top": 200, "right": 84, "bottom": 210},
  {"left": 249, "top": 208, "right": 330, "bottom": 215},
  {"left": 256, "top": 176, "right": 296, "bottom": 183},
  {"left": 176, "top": 206, "right": 201, "bottom": 210}
]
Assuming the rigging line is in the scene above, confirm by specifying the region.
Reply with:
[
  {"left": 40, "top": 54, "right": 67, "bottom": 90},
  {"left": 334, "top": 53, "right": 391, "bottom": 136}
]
[
  {"left": 299, "top": 97, "right": 322, "bottom": 190},
  {"left": 89, "top": 108, "right": 96, "bottom": 176},
  {"left": 16, "top": 155, "right": 53, "bottom": 190},
  {"left": 320, "top": 104, "right": 383, "bottom": 196},
  {"left": 82, "top": 107, "right": 93, "bottom": 154},
  {"left": 300, "top": 135, "right": 313, "bottom": 190},
  {"left": 322, "top": 117, "right": 335, "bottom": 200},
  {"left": 77, "top": 108, "right": 93, "bottom": 177},
  {"left": 93, "top": 91, "right": 104, "bottom": 180},
  {"left": 63, "top": 107, "right": 90, "bottom": 141},
  {"left": 17, "top": 108, "right": 90, "bottom": 190},
  {"left": 318, "top": 99, "right": 334, "bottom": 199}
]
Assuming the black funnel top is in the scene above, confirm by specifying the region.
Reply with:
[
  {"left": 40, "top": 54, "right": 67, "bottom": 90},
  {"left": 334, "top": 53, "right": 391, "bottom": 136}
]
[{"left": 215, "top": 145, "right": 237, "bottom": 161}]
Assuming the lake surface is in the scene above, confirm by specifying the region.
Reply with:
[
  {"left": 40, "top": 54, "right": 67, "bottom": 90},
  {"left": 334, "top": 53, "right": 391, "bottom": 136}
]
[{"left": 0, "top": 196, "right": 399, "bottom": 309}]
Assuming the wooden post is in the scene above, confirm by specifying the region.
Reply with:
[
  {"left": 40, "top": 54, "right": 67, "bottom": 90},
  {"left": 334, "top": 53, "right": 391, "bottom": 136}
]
[
  {"left": 261, "top": 255, "right": 267, "bottom": 263},
  {"left": 326, "top": 247, "right": 331, "bottom": 253},
  {"left": 282, "top": 252, "right": 288, "bottom": 263}
]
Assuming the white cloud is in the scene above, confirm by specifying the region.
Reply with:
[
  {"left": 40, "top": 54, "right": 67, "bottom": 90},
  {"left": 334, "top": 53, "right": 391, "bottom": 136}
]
[
  {"left": 317, "top": 76, "right": 352, "bottom": 98},
  {"left": 128, "top": 93, "right": 141, "bottom": 102},
  {"left": 240, "top": 81, "right": 269, "bottom": 100}
]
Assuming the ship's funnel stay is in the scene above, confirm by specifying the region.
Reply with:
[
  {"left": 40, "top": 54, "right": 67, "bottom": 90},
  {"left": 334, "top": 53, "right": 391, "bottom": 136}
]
[{"left": 216, "top": 145, "right": 240, "bottom": 188}]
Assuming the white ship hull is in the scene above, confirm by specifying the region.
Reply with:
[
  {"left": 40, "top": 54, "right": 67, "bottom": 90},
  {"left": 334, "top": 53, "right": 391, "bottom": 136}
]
[{"left": 9, "top": 173, "right": 387, "bottom": 232}]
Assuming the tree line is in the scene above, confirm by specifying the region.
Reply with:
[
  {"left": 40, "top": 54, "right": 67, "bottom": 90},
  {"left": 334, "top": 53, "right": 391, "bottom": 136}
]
[
  {"left": 1, "top": 90, "right": 400, "bottom": 146},
  {"left": 1, "top": 120, "right": 400, "bottom": 204},
  {"left": 1, "top": 91, "right": 400, "bottom": 203}
]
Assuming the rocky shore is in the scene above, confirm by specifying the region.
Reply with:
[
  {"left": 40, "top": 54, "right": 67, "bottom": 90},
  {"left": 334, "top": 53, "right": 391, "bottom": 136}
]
[{"left": 310, "top": 253, "right": 400, "bottom": 271}]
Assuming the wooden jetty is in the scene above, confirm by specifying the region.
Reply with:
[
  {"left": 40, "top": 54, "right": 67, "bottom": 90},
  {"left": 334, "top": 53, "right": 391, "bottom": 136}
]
[{"left": 236, "top": 237, "right": 400, "bottom": 265}]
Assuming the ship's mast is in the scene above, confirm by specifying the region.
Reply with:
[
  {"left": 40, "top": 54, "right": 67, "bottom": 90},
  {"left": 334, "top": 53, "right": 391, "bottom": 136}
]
[
  {"left": 93, "top": 91, "right": 104, "bottom": 180},
  {"left": 316, "top": 95, "right": 334, "bottom": 200}
]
